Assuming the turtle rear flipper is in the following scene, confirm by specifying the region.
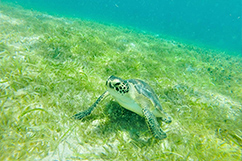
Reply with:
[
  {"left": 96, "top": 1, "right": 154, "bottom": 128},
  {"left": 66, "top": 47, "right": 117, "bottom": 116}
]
[
  {"left": 72, "top": 91, "right": 109, "bottom": 120},
  {"left": 143, "top": 107, "right": 167, "bottom": 140}
]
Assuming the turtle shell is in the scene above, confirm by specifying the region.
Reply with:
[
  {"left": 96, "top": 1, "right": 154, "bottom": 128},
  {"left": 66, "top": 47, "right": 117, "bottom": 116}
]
[{"left": 127, "top": 79, "right": 163, "bottom": 110}]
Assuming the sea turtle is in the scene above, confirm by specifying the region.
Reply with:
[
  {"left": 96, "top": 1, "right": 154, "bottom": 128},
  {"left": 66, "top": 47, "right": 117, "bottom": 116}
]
[{"left": 72, "top": 75, "right": 172, "bottom": 139}]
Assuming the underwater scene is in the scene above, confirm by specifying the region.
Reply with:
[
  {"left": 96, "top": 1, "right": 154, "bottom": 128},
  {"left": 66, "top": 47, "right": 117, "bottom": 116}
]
[{"left": 0, "top": 1, "right": 241, "bottom": 160}]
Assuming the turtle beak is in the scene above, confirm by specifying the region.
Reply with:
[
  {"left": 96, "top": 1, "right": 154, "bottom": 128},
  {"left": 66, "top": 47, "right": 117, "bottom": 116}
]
[
  {"left": 106, "top": 77, "right": 114, "bottom": 89},
  {"left": 106, "top": 80, "right": 112, "bottom": 88},
  {"left": 106, "top": 75, "right": 116, "bottom": 88}
]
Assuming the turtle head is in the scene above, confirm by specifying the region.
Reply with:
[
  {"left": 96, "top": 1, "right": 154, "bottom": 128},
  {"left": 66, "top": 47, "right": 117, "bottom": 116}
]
[{"left": 106, "top": 75, "right": 129, "bottom": 95}]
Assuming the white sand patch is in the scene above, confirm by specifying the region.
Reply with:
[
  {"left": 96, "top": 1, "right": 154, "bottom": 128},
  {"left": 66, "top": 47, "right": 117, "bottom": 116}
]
[
  {"left": 207, "top": 91, "right": 241, "bottom": 119},
  {"left": 42, "top": 118, "right": 122, "bottom": 160},
  {"left": 0, "top": 12, "right": 23, "bottom": 25},
  {"left": 19, "top": 36, "right": 43, "bottom": 45}
]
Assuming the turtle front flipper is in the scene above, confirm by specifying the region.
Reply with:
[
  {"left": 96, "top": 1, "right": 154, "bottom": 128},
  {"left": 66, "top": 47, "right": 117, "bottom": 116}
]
[
  {"left": 72, "top": 91, "right": 109, "bottom": 120},
  {"left": 143, "top": 107, "right": 167, "bottom": 140},
  {"left": 72, "top": 107, "right": 94, "bottom": 120}
]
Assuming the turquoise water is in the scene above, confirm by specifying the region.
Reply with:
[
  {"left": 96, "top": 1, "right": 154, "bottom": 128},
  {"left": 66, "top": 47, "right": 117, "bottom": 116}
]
[
  {"left": 1, "top": 2, "right": 242, "bottom": 160},
  {"left": 2, "top": 0, "right": 241, "bottom": 54}
]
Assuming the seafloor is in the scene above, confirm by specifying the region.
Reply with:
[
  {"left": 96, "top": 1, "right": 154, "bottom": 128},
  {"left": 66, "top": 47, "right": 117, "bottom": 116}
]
[{"left": 0, "top": 3, "right": 241, "bottom": 161}]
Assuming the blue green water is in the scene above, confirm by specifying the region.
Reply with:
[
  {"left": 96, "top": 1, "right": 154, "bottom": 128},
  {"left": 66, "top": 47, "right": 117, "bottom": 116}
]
[{"left": 3, "top": 0, "right": 241, "bottom": 55}]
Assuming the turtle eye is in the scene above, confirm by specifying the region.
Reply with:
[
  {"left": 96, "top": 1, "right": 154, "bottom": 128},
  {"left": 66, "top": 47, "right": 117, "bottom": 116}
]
[{"left": 114, "top": 82, "right": 121, "bottom": 86}]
